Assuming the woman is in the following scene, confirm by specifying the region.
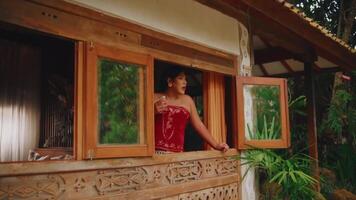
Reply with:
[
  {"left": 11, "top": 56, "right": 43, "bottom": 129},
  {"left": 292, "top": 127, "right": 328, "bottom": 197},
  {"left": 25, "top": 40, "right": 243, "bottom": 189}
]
[{"left": 154, "top": 67, "right": 229, "bottom": 153}]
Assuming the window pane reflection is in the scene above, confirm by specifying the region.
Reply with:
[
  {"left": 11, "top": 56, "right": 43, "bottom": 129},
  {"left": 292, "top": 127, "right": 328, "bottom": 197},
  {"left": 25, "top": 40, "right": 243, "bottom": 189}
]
[
  {"left": 243, "top": 85, "right": 281, "bottom": 140},
  {"left": 98, "top": 59, "right": 144, "bottom": 145}
]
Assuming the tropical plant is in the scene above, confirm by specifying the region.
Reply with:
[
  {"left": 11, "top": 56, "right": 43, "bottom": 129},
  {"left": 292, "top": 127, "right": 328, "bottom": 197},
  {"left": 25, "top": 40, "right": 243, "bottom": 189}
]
[
  {"left": 240, "top": 149, "right": 318, "bottom": 200},
  {"left": 288, "top": 74, "right": 356, "bottom": 197},
  {"left": 323, "top": 144, "right": 356, "bottom": 194},
  {"left": 288, "top": 95, "right": 306, "bottom": 117},
  {"left": 251, "top": 86, "right": 281, "bottom": 135},
  {"left": 320, "top": 88, "right": 352, "bottom": 136},
  {"left": 240, "top": 94, "right": 321, "bottom": 200},
  {"left": 317, "top": 77, "right": 356, "bottom": 194},
  {"left": 288, "top": 93, "right": 309, "bottom": 152},
  {"left": 247, "top": 115, "right": 280, "bottom": 140}
]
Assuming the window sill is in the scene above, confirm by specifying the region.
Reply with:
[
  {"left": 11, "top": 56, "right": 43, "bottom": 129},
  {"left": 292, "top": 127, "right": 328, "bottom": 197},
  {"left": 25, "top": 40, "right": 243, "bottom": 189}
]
[{"left": 0, "top": 149, "right": 237, "bottom": 177}]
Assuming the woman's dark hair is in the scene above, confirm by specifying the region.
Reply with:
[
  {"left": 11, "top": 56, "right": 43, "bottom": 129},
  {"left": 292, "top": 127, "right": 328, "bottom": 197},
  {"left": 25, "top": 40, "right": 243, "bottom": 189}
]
[{"left": 159, "top": 65, "right": 187, "bottom": 92}]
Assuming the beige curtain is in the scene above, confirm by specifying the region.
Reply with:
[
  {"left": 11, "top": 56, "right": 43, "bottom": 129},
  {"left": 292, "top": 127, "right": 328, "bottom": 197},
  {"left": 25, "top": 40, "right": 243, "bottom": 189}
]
[
  {"left": 203, "top": 72, "right": 226, "bottom": 149},
  {"left": 0, "top": 39, "right": 41, "bottom": 161}
]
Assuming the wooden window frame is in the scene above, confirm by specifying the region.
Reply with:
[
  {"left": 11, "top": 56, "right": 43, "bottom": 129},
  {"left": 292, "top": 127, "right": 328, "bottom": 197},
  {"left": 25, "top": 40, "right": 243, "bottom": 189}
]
[
  {"left": 84, "top": 42, "right": 154, "bottom": 159},
  {"left": 236, "top": 76, "right": 290, "bottom": 149}
]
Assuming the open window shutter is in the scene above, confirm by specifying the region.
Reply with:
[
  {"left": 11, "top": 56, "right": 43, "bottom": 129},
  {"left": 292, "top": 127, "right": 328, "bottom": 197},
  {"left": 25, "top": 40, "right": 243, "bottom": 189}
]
[{"left": 236, "top": 76, "right": 290, "bottom": 149}]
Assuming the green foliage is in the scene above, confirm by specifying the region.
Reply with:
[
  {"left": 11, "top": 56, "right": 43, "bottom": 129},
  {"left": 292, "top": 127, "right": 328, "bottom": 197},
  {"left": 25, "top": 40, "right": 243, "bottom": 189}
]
[
  {"left": 240, "top": 149, "right": 318, "bottom": 200},
  {"left": 288, "top": 72, "right": 356, "bottom": 196},
  {"left": 325, "top": 144, "right": 356, "bottom": 193},
  {"left": 318, "top": 75, "right": 356, "bottom": 146},
  {"left": 247, "top": 115, "right": 280, "bottom": 140},
  {"left": 98, "top": 59, "right": 141, "bottom": 144},
  {"left": 251, "top": 86, "right": 280, "bottom": 121},
  {"left": 290, "top": 0, "right": 340, "bottom": 33},
  {"left": 287, "top": 79, "right": 309, "bottom": 155},
  {"left": 241, "top": 112, "right": 319, "bottom": 200},
  {"left": 321, "top": 89, "right": 352, "bottom": 135},
  {"left": 288, "top": 95, "right": 306, "bottom": 116},
  {"left": 320, "top": 174, "right": 335, "bottom": 199},
  {"left": 288, "top": 94, "right": 308, "bottom": 153},
  {"left": 249, "top": 86, "right": 281, "bottom": 140},
  {"left": 289, "top": 0, "right": 356, "bottom": 47},
  {"left": 347, "top": 108, "right": 356, "bottom": 143}
]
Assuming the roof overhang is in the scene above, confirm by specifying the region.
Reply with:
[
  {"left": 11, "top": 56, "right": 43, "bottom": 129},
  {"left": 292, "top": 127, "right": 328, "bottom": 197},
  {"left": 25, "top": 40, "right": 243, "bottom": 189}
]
[{"left": 197, "top": 0, "right": 356, "bottom": 75}]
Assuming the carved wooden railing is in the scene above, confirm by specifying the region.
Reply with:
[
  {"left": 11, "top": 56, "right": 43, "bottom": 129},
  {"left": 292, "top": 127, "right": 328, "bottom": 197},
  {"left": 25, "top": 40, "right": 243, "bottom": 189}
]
[{"left": 0, "top": 150, "right": 240, "bottom": 200}]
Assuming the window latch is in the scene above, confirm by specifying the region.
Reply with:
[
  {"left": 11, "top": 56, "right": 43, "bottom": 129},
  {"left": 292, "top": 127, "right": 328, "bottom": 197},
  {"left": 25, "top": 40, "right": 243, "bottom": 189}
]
[
  {"left": 89, "top": 41, "right": 94, "bottom": 50},
  {"left": 87, "top": 149, "right": 95, "bottom": 160}
]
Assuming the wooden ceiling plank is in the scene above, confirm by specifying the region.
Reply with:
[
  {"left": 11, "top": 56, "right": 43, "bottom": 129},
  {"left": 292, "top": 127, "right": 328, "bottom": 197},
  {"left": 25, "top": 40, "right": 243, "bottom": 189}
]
[{"left": 254, "top": 47, "right": 294, "bottom": 64}]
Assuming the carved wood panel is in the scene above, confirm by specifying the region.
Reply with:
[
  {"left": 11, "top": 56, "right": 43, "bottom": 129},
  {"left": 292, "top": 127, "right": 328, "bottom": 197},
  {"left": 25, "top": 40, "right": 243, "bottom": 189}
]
[
  {"left": 166, "top": 161, "right": 202, "bottom": 184},
  {"left": 0, "top": 175, "right": 65, "bottom": 200},
  {"left": 178, "top": 183, "right": 239, "bottom": 200},
  {"left": 0, "top": 157, "right": 239, "bottom": 199},
  {"left": 95, "top": 168, "right": 149, "bottom": 195}
]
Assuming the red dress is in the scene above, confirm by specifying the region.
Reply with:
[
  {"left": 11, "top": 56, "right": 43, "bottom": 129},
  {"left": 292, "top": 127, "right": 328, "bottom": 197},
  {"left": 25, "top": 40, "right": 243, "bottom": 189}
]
[{"left": 155, "top": 105, "right": 190, "bottom": 152}]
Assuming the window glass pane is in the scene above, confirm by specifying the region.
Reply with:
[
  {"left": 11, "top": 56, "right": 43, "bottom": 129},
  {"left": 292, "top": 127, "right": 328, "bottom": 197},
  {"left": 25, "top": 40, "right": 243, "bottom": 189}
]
[
  {"left": 243, "top": 85, "right": 281, "bottom": 140},
  {"left": 98, "top": 59, "right": 144, "bottom": 144}
]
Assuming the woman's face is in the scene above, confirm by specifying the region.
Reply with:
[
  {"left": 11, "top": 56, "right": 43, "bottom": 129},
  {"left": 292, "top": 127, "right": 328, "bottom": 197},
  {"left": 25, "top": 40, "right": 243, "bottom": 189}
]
[{"left": 169, "top": 72, "right": 187, "bottom": 94}]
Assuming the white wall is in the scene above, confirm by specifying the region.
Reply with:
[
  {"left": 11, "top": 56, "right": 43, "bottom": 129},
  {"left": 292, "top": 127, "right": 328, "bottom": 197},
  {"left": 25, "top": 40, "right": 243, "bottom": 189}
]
[{"left": 67, "top": 0, "right": 240, "bottom": 55}]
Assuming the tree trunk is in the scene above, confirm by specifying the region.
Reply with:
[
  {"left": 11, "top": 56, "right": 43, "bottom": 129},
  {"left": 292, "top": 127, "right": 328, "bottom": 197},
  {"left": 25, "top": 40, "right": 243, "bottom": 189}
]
[
  {"left": 337, "top": 0, "right": 345, "bottom": 38},
  {"left": 341, "top": 0, "right": 356, "bottom": 43}
]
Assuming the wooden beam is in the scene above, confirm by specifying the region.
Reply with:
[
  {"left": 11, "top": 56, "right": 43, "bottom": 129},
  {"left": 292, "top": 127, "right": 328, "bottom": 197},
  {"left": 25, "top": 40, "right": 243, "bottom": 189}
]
[
  {"left": 259, "top": 31, "right": 315, "bottom": 64},
  {"left": 304, "top": 62, "right": 320, "bottom": 190},
  {"left": 316, "top": 66, "right": 342, "bottom": 73},
  {"left": 141, "top": 35, "right": 234, "bottom": 67},
  {"left": 257, "top": 37, "right": 297, "bottom": 76},
  {"left": 254, "top": 47, "right": 294, "bottom": 64},
  {"left": 269, "top": 66, "right": 341, "bottom": 78},
  {"left": 252, "top": 21, "right": 313, "bottom": 61},
  {"left": 280, "top": 60, "right": 294, "bottom": 74},
  {"left": 313, "top": 63, "right": 322, "bottom": 72},
  {"left": 258, "top": 64, "right": 269, "bottom": 76}
]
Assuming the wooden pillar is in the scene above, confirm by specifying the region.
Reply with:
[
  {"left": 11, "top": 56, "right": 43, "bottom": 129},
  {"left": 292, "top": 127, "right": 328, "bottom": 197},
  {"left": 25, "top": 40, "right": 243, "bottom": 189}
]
[{"left": 304, "top": 62, "right": 320, "bottom": 190}]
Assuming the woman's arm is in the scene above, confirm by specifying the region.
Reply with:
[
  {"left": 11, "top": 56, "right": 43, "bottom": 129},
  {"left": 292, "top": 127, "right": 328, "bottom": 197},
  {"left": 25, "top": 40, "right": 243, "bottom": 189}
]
[{"left": 186, "top": 96, "right": 229, "bottom": 152}]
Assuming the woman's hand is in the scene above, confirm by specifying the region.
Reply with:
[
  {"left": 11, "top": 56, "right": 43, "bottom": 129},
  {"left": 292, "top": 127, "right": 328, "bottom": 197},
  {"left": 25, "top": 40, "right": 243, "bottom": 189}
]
[
  {"left": 154, "top": 96, "right": 168, "bottom": 114},
  {"left": 214, "top": 143, "right": 229, "bottom": 152}
]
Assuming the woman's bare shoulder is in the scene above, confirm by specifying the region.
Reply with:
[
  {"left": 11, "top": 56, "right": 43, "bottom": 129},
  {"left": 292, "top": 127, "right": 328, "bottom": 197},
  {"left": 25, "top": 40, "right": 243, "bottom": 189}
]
[
  {"left": 154, "top": 93, "right": 165, "bottom": 101},
  {"left": 181, "top": 94, "right": 194, "bottom": 104}
]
